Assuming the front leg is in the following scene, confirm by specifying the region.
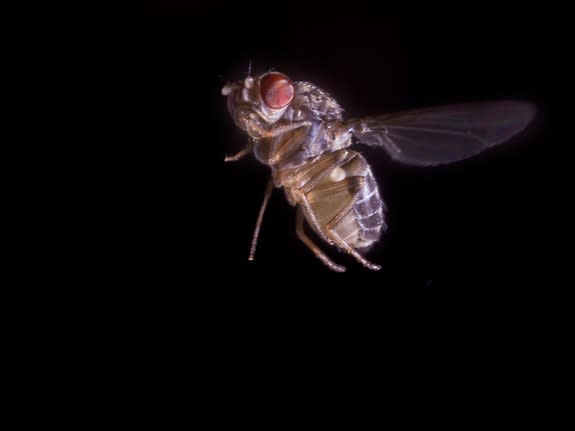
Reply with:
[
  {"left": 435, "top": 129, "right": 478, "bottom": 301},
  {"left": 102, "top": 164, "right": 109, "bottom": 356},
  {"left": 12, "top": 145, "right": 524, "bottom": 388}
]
[
  {"left": 246, "top": 120, "right": 312, "bottom": 139},
  {"left": 224, "top": 139, "right": 254, "bottom": 162}
]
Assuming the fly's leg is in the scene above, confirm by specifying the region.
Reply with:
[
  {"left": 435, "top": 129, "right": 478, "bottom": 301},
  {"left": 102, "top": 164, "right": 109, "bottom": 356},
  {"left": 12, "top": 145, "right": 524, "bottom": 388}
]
[
  {"left": 269, "top": 127, "right": 310, "bottom": 165},
  {"left": 296, "top": 208, "right": 346, "bottom": 272},
  {"left": 328, "top": 231, "right": 381, "bottom": 271},
  {"left": 246, "top": 120, "right": 312, "bottom": 139},
  {"left": 224, "top": 140, "right": 254, "bottom": 162},
  {"left": 298, "top": 192, "right": 334, "bottom": 246},
  {"left": 248, "top": 179, "right": 274, "bottom": 262}
]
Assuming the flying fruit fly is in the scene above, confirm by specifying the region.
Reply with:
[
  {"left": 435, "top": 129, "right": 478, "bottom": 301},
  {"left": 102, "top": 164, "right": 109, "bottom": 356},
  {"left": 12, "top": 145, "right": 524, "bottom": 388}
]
[{"left": 222, "top": 71, "right": 535, "bottom": 272}]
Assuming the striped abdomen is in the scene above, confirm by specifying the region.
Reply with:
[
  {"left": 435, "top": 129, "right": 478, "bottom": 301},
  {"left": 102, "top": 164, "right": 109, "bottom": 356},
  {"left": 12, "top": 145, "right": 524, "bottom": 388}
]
[
  {"left": 280, "top": 149, "right": 387, "bottom": 251},
  {"left": 329, "top": 151, "right": 386, "bottom": 250}
]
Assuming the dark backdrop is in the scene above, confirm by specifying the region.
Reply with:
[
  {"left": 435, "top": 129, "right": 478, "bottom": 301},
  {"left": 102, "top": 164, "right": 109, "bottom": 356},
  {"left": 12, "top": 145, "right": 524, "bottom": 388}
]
[{"left": 107, "top": 2, "right": 573, "bottom": 341}]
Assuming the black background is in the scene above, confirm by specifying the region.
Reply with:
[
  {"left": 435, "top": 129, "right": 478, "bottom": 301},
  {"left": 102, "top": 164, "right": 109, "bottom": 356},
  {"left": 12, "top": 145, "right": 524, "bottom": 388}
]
[{"left": 108, "top": 2, "right": 573, "bottom": 341}]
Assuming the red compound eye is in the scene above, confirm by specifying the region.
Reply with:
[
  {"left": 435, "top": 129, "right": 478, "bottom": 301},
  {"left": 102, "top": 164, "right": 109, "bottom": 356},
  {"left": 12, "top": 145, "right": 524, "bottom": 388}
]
[{"left": 259, "top": 72, "right": 294, "bottom": 109}]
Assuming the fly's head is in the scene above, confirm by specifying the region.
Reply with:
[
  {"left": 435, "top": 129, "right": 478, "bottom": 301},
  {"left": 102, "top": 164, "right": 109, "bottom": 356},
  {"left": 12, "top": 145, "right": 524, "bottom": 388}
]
[{"left": 222, "top": 71, "right": 295, "bottom": 138}]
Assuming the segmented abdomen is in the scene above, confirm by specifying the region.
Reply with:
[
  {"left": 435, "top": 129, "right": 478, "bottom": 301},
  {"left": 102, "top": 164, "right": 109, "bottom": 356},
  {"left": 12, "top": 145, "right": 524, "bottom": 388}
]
[
  {"left": 335, "top": 152, "right": 386, "bottom": 250},
  {"left": 281, "top": 149, "right": 386, "bottom": 251}
]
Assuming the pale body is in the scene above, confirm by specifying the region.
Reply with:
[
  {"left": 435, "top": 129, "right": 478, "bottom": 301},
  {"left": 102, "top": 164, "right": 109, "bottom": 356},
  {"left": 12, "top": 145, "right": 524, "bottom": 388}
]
[
  {"left": 222, "top": 71, "right": 535, "bottom": 272},
  {"left": 253, "top": 83, "right": 386, "bottom": 252},
  {"left": 223, "top": 75, "right": 385, "bottom": 271}
]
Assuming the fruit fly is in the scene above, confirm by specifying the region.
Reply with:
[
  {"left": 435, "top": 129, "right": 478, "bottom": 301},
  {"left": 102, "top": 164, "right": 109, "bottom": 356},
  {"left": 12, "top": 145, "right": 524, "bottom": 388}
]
[{"left": 222, "top": 71, "right": 534, "bottom": 272}]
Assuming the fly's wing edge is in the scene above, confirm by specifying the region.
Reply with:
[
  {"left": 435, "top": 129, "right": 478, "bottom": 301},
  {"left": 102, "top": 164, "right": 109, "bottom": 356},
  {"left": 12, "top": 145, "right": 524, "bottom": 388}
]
[{"left": 348, "top": 100, "right": 535, "bottom": 166}]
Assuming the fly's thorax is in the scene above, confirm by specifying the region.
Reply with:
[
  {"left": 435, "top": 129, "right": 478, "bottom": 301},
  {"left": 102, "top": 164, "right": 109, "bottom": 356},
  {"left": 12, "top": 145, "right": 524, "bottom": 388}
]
[{"left": 253, "top": 120, "right": 353, "bottom": 173}]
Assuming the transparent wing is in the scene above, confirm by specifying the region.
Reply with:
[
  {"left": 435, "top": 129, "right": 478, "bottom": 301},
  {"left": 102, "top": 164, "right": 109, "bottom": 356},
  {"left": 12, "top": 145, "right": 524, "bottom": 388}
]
[{"left": 348, "top": 100, "right": 535, "bottom": 166}]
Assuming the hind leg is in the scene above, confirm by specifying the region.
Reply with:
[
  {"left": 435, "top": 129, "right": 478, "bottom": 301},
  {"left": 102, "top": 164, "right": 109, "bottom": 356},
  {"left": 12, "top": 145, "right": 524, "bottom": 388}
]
[
  {"left": 295, "top": 208, "right": 346, "bottom": 272},
  {"left": 327, "top": 229, "right": 381, "bottom": 271}
]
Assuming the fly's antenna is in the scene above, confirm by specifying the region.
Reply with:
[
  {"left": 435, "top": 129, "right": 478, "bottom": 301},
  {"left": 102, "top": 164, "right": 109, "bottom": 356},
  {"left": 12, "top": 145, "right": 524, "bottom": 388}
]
[{"left": 247, "top": 60, "right": 253, "bottom": 76}]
